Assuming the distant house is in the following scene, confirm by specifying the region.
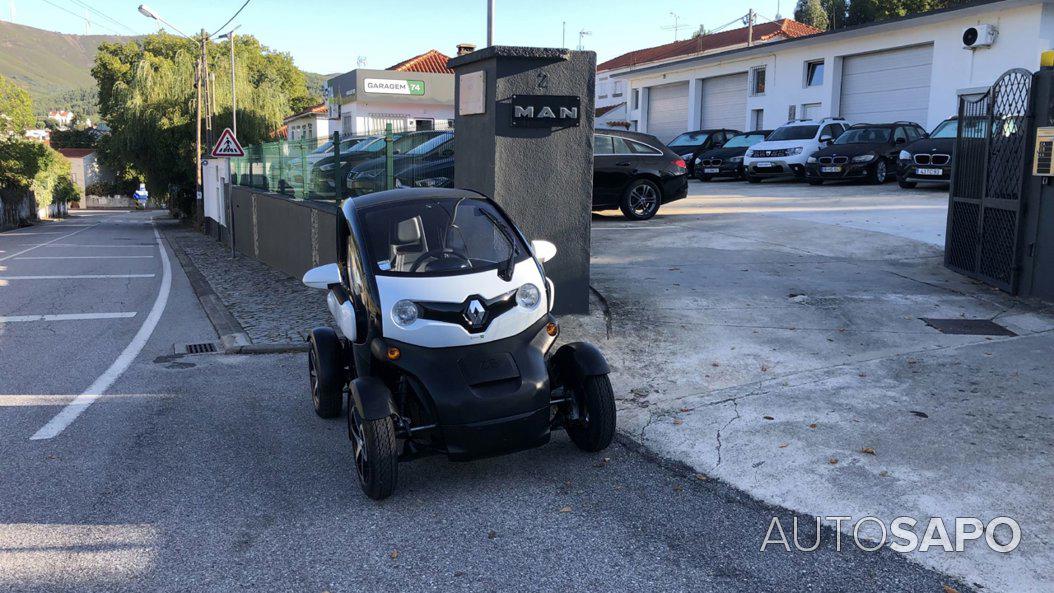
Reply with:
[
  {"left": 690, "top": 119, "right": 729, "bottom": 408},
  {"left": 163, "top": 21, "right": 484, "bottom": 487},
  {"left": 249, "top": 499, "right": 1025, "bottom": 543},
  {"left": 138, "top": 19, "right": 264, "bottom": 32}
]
[
  {"left": 48, "top": 110, "right": 75, "bottom": 127},
  {"left": 596, "top": 102, "right": 630, "bottom": 130},
  {"left": 283, "top": 103, "right": 330, "bottom": 141},
  {"left": 23, "top": 129, "right": 50, "bottom": 142},
  {"left": 56, "top": 148, "right": 113, "bottom": 192}
]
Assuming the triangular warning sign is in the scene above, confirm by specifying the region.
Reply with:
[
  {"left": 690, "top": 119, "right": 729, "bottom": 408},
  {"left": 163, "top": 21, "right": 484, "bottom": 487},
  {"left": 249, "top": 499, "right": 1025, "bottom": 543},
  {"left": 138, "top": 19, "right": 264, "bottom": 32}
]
[{"left": 210, "top": 128, "right": 245, "bottom": 158}]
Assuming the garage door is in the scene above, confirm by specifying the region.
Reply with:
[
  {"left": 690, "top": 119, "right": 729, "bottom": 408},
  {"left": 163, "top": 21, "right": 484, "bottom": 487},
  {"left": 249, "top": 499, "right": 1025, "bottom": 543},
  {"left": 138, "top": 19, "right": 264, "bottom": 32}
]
[
  {"left": 700, "top": 73, "right": 748, "bottom": 130},
  {"left": 840, "top": 44, "right": 933, "bottom": 125},
  {"left": 647, "top": 82, "right": 689, "bottom": 143}
]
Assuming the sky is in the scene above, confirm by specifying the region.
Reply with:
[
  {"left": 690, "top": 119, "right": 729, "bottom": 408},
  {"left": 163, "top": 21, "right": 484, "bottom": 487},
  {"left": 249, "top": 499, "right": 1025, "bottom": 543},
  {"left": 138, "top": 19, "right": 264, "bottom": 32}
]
[{"left": 6, "top": 0, "right": 787, "bottom": 74}]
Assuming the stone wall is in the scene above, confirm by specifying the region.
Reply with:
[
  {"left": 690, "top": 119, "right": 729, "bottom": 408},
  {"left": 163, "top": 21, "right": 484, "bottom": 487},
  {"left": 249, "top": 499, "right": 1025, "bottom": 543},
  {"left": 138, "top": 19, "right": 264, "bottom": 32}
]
[{"left": 0, "top": 188, "right": 36, "bottom": 231}]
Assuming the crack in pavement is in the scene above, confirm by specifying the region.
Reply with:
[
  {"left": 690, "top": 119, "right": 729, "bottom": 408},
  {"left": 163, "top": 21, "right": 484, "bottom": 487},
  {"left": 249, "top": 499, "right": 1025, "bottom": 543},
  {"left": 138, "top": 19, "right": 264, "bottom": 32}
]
[{"left": 713, "top": 398, "right": 741, "bottom": 471}]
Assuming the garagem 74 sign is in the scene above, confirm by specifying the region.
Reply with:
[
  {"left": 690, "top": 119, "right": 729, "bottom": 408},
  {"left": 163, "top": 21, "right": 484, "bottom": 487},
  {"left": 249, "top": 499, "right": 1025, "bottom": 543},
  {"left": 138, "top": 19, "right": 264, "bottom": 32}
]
[
  {"left": 509, "top": 95, "right": 580, "bottom": 128},
  {"left": 364, "top": 78, "right": 426, "bottom": 96}
]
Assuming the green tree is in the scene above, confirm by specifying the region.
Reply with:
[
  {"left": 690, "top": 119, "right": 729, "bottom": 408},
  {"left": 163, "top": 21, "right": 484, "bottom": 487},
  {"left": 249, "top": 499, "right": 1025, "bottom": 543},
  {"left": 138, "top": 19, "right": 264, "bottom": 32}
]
[
  {"left": 93, "top": 32, "right": 308, "bottom": 215},
  {"left": 0, "top": 76, "right": 35, "bottom": 135},
  {"left": 795, "top": 0, "right": 830, "bottom": 30}
]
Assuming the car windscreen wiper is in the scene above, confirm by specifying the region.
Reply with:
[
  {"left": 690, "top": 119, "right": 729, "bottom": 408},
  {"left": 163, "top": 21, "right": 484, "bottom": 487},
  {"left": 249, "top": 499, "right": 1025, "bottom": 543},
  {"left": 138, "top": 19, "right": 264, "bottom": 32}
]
[{"left": 479, "top": 209, "right": 517, "bottom": 282}]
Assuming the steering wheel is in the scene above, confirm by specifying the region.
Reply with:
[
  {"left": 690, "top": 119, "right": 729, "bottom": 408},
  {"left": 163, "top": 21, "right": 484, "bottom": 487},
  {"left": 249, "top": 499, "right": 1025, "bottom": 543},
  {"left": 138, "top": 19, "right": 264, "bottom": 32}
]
[{"left": 409, "top": 248, "right": 472, "bottom": 273}]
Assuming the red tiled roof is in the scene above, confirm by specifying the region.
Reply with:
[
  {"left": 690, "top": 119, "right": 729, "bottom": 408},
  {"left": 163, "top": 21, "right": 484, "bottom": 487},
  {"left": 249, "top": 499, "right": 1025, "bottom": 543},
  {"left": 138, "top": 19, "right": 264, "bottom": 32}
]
[
  {"left": 284, "top": 102, "right": 328, "bottom": 123},
  {"left": 388, "top": 49, "right": 454, "bottom": 74},
  {"left": 56, "top": 148, "right": 94, "bottom": 158},
  {"left": 598, "top": 19, "right": 821, "bottom": 71},
  {"left": 596, "top": 103, "right": 626, "bottom": 118}
]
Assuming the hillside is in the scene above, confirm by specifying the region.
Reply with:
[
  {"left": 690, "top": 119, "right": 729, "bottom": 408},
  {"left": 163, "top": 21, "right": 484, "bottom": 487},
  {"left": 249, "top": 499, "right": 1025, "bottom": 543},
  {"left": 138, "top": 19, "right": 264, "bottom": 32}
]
[{"left": 0, "top": 20, "right": 132, "bottom": 118}]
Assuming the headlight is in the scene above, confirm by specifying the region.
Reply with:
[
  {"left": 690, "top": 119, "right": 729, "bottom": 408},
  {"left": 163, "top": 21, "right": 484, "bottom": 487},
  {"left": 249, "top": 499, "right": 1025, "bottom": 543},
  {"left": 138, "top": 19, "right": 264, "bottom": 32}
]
[
  {"left": 806, "top": 156, "right": 818, "bottom": 164},
  {"left": 394, "top": 178, "right": 406, "bottom": 188},
  {"left": 516, "top": 283, "right": 541, "bottom": 309},
  {"left": 730, "top": 156, "right": 743, "bottom": 163},
  {"left": 852, "top": 154, "right": 876, "bottom": 163},
  {"left": 391, "top": 300, "right": 418, "bottom": 327},
  {"left": 694, "top": 157, "right": 702, "bottom": 164},
  {"left": 414, "top": 176, "right": 452, "bottom": 188},
  {"left": 899, "top": 150, "right": 912, "bottom": 161},
  {"left": 790, "top": 147, "right": 804, "bottom": 155},
  {"left": 745, "top": 150, "right": 754, "bottom": 158}
]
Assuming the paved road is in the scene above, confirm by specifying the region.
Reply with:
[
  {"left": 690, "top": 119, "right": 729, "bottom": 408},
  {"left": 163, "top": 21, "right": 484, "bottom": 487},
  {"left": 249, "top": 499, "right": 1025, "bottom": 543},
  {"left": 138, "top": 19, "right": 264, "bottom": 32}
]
[{"left": 1, "top": 211, "right": 969, "bottom": 592}]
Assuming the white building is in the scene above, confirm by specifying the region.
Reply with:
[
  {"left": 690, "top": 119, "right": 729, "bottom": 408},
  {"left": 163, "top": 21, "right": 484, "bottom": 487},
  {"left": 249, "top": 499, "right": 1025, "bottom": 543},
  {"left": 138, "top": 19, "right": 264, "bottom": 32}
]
[
  {"left": 47, "top": 110, "right": 75, "bottom": 127},
  {"left": 283, "top": 103, "right": 330, "bottom": 141},
  {"left": 56, "top": 148, "right": 113, "bottom": 192},
  {"left": 326, "top": 49, "right": 457, "bottom": 136},
  {"left": 608, "top": 0, "right": 1053, "bottom": 143}
]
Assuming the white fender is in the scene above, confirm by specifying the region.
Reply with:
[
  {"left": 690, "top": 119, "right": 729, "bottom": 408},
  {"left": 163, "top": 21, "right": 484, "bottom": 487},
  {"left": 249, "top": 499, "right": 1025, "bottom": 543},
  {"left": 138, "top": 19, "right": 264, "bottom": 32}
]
[{"left": 326, "top": 290, "right": 357, "bottom": 342}]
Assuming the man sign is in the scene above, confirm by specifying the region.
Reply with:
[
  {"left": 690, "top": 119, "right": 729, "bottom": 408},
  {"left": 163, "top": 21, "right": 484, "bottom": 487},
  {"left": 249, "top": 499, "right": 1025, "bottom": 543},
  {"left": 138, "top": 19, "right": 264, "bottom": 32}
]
[{"left": 211, "top": 128, "right": 244, "bottom": 158}]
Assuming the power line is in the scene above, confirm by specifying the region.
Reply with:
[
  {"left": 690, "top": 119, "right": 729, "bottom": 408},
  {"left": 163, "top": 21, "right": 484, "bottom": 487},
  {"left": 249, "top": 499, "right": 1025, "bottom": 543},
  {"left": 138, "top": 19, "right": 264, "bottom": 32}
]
[
  {"left": 211, "top": 0, "right": 252, "bottom": 37},
  {"left": 39, "top": 0, "right": 123, "bottom": 35},
  {"left": 66, "top": 0, "right": 137, "bottom": 34}
]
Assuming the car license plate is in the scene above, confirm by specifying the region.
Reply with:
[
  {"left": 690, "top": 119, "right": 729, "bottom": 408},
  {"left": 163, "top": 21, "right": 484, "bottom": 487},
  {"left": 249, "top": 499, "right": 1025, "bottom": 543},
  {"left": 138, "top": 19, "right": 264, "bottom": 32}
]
[
  {"left": 821, "top": 166, "right": 842, "bottom": 173},
  {"left": 704, "top": 168, "right": 720, "bottom": 174},
  {"left": 756, "top": 161, "right": 773, "bottom": 168},
  {"left": 916, "top": 167, "right": 943, "bottom": 176}
]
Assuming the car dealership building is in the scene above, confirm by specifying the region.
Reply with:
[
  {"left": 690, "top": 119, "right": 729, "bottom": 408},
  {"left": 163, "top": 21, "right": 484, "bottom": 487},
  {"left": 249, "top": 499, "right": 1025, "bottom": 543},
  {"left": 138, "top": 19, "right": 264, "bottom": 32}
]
[{"left": 603, "top": 0, "right": 1053, "bottom": 143}]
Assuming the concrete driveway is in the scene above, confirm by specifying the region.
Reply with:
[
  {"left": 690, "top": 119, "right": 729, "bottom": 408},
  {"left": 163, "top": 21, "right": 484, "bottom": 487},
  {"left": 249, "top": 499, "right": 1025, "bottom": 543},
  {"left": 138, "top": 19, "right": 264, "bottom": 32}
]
[{"left": 577, "top": 179, "right": 1054, "bottom": 593}]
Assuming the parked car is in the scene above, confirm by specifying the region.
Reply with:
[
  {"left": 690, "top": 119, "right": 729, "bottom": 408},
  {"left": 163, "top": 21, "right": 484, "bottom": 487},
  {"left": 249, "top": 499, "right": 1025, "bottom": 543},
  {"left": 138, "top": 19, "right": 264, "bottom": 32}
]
[
  {"left": 290, "top": 136, "right": 370, "bottom": 187},
  {"left": 347, "top": 132, "right": 455, "bottom": 195},
  {"left": 896, "top": 116, "right": 961, "bottom": 188},
  {"left": 312, "top": 131, "right": 446, "bottom": 196},
  {"left": 743, "top": 118, "right": 849, "bottom": 182},
  {"left": 805, "top": 122, "right": 927, "bottom": 185},
  {"left": 693, "top": 130, "right": 773, "bottom": 181},
  {"left": 593, "top": 130, "right": 689, "bottom": 220},
  {"left": 667, "top": 129, "right": 741, "bottom": 176}
]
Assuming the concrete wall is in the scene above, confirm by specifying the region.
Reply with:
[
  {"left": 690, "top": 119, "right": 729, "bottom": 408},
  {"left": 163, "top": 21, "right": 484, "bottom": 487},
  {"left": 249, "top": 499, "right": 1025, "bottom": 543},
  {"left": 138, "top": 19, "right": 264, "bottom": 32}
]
[
  {"left": 619, "top": 1, "right": 1047, "bottom": 131},
  {"left": 0, "top": 188, "right": 35, "bottom": 230},
  {"left": 229, "top": 186, "right": 339, "bottom": 280}
]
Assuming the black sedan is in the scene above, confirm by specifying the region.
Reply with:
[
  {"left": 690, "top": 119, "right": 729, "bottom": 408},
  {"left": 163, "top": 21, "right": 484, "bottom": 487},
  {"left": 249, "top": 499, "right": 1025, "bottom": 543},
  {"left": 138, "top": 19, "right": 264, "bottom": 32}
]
[
  {"left": 667, "top": 129, "right": 741, "bottom": 176},
  {"left": 805, "top": 122, "right": 927, "bottom": 185},
  {"left": 693, "top": 130, "right": 772, "bottom": 181},
  {"left": 347, "top": 132, "right": 454, "bottom": 195},
  {"left": 897, "top": 117, "right": 959, "bottom": 188},
  {"left": 312, "top": 131, "right": 446, "bottom": 196},
  {"left": 593, "top": 130, "right": 689, "bottom": 220}
]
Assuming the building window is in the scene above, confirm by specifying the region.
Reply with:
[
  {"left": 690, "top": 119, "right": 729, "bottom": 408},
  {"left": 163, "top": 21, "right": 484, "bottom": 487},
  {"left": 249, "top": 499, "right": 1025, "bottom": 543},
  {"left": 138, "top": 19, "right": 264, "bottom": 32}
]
[
  {"left": 612, "top": 80, "right": 625, "bottom": 98},
  {"left": 787, "top": 104, "right": 797, "bottom": 121},
  {"left": 751, "top": 66, "right": 766, "bottom": 96},
  {"left": 631, "top": 88, "right": 640, "bottom": 110},
  {"left": 805, "top": 60, "right": 824, "bottom": 87},
  {"left": 751, "top": 109, "right": 764, "bottom": 131}
]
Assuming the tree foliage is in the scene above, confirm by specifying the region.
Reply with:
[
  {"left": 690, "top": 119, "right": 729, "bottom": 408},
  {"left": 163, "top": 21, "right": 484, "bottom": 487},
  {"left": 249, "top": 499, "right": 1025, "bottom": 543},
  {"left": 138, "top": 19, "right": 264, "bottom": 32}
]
[
  {"left": 0, "top": 138, "right": 81, "bottom": 206},
  {"left": 0, "top": 75, "right": 35, "bottom": 135},
  {"left": 92, "top": 32, "right": 310, "bottom": 215},
  {"left": 794, "top": 0, "right": 830, "bottom": 30},
  {"left": 806, "top": 0, "right": 971, "bottom": 30}
]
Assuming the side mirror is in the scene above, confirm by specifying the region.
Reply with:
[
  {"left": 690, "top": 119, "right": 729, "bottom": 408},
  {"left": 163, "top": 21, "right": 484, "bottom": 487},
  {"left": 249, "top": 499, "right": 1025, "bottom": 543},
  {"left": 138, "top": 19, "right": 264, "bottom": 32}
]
[
  {"left": 819, "top": 134, "right": 833, "bottom": 144},
  {"left": 302, "top": 263, "right": 340, "bottom": 289},
  {"left": 532, "top": 240, "right": 557, "bottom": 263},
  {"left": 895, "top": 137, "right": 907, "bottom": 145}
]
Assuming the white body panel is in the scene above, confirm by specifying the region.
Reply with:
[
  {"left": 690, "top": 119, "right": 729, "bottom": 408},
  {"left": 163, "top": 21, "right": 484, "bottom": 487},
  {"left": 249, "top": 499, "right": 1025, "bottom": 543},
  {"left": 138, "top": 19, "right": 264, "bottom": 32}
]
[
  {"left": 326, "top": 291, "right": 357, "bottom": 341},
  {"left": 376, "top": 258, "right": 547, "bottom": 348}
]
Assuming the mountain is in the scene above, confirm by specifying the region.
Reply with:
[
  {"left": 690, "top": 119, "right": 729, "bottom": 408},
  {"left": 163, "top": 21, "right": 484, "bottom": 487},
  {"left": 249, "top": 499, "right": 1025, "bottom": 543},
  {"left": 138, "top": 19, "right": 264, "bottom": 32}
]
[{"left": 0, "top": 20, "right": 133, "bottom": 118}]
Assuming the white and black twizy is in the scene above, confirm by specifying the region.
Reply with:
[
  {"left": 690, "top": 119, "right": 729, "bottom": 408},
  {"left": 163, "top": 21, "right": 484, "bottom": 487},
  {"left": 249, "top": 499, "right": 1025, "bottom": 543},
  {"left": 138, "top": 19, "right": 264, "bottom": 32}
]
[{"left": 302, "top": 188, "right": 615, "bottom": 500}]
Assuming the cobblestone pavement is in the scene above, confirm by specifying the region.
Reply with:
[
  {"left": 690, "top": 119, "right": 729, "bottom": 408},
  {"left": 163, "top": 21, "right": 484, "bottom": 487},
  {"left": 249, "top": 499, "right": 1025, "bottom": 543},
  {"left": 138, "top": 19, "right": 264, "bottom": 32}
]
[{"left": 167, "top": 227, "right": 332, "bottom": 344}]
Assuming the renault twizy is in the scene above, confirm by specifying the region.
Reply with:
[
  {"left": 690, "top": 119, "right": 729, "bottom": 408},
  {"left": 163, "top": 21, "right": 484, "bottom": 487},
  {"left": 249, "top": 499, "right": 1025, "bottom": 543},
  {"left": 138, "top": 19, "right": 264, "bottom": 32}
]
[{"left": 302, "top": 188, "right": 615, "bottom": 500}]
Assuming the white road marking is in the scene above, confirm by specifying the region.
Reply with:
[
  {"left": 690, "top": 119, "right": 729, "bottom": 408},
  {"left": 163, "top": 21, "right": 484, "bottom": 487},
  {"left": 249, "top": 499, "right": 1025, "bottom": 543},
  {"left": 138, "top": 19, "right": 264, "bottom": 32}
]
[
  {"left": 15, "top": 255, "right": 155, "bottom": 260},
  {"left": 0, "top": 224, "right": 97, "bottom": 262},
  {"left": 0, "top": 231, "right": 66, "bottom": 236},
  {"left": 31, "top": 223, "right": 171, "bottom": 440},
  {"left": 0, "top": 274, "right": 155, "bottom": 280},
  {"left": 25, "top": 244, "right": 157, "bottom": 248},
  {"left": 0, "top": 312, "right": 137, "bottom": 323}
]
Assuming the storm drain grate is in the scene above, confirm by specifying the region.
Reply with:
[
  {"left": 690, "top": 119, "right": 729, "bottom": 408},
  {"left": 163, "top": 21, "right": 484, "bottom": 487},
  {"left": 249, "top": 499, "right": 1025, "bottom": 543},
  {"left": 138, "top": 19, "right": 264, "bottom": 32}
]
[
  {"left": 184, "top": 342, "right": 219, "bottom": 354},
  {"left": 919, "top": 318, "right": 1017, "bottom": 337}
]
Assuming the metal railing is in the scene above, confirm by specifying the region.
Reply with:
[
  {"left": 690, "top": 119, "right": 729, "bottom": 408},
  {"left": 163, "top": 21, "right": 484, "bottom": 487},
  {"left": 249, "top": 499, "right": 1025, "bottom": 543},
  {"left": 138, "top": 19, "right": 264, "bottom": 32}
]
[{"left": 231, "top": 124, "right": 455, "bottom": 201}]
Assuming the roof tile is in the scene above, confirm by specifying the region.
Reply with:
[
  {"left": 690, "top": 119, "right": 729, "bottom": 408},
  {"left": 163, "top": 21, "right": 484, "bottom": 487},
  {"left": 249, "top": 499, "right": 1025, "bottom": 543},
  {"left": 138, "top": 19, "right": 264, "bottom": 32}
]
[{"left": 388, "top": 49, "right": 454, "bottom": 74}]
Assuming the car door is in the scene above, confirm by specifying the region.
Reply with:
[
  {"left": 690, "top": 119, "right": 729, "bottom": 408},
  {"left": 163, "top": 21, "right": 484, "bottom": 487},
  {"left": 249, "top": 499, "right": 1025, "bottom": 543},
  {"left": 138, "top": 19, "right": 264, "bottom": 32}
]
[
  {"left": 891, "top": 126, "right": 910, "bottom": 160},
  {"left": 593, "top": 134, "right": 621, "bottom": 206}
]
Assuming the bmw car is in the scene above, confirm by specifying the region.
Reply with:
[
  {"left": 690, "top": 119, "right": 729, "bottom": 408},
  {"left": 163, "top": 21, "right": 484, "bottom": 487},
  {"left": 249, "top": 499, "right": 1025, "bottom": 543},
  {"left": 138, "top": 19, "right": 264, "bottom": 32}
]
[
  {"left": 805, "top": 122, "right": 926, "bottom": 185},
  {"left": 693, "top": 130, "right": 772, "bottom": 181},
  {"left": 666, "top": 129, "right": 740, "bottom": 177},
  {"left": 896, "top": 117, "right": 960, "bottom": 188}
]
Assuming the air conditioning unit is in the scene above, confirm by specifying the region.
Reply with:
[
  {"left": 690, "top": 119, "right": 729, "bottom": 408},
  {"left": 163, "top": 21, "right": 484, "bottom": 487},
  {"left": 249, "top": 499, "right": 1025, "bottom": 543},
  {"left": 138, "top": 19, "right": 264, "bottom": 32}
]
[{"left": 963, "top": 24, "right": 998, "bottom": 50}]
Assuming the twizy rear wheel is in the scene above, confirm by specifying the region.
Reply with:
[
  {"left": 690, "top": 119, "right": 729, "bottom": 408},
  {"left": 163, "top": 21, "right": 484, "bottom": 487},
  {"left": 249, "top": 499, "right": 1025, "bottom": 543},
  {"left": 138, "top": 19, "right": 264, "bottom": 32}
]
[
  {"left": 308, "top": 328, "right": 343, "bottom": 418},
  {"left": 566, "top": 375, "right": 616, "bottom": 452},
  {"left": 348, "top": 409, "right": 398, "bottom": 500}
]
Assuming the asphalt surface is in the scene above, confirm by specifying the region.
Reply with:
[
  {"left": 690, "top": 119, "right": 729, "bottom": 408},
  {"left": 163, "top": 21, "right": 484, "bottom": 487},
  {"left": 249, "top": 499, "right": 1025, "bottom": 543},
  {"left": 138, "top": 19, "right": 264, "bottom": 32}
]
[{"left": 0, "top": 211, "right": 970, "bottom": 592}]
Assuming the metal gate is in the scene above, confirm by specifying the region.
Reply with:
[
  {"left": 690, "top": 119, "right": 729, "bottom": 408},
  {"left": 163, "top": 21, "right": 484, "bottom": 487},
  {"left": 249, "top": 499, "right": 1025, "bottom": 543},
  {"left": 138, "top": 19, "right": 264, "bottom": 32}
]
[{"left": 945, "top": 69, "right": 1034, "bottom": 292}]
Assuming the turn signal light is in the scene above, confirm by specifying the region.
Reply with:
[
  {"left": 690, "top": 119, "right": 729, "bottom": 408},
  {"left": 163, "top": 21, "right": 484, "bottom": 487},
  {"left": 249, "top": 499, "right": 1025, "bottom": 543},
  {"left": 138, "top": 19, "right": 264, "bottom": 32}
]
[
  {"left": 546, "top": 322, "right": 559, "bottom": 337},
  {"left": 386, "top": 347, "right": 401, "bottom": 361}
]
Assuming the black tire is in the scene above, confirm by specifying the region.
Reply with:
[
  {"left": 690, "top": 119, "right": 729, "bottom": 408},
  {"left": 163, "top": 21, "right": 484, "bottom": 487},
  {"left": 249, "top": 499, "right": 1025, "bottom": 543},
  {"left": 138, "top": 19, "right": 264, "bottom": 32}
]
[
  {"left": 566, "top": 375, "right": 616, "bottom": 452},
  {"left": 808, "top": 179, "right": 824, "bottom": 186},
  {"left": 619, "top": 179, "right": 662, "bottom": 221},
  {"left": 747, "top": 175, "right": 762, "bottom": 184},
  {"left": 309, "top": 328, "right": 344, "bottom": 418},
  {"left": 898, "top": 178, "right": 917, "bottom": 189},
  {"left": 869, "top": 159, "right": 889, "bottom": 185},
  {"left": 348, "top": 409, "right": 398, "bottom": 500}
]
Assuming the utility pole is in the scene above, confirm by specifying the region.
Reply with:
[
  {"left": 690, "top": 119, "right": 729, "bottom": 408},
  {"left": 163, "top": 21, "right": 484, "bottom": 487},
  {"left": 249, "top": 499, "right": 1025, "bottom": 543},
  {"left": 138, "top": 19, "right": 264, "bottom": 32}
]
[
  {"left": 486, "top": 0, "right": 494, "bottom": 46},
  {"left": 747, "top": 9, "right": 755, "bottom": 46},
  {"left": 195, "top": 29, "right": 205, "bottom": 226},
  {"left": 229, "top": 32, "right": 236, "bottom": 137},
  {"left": 562, "top": 20, "right": 566, "bottom": 48}
]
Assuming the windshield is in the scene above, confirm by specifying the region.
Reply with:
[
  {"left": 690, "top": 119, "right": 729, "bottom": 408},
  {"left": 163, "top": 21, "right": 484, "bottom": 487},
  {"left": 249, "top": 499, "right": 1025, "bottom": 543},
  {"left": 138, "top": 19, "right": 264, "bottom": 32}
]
[
  {"left": 668, "top": 131, "right": 711, "bottom": 147},
  {"left": 405, "top": 133, "right": 453, "bottom": 156},
  {"left": 348, "top": 137, "right": 387, "bottom": 153},
  {"left": 361, "top": 197, "right": 526, "bottom": 275},
  {"left": 724, "top": 133, "right": 767, "bottom": 148},
  {"left": 312, "top": 141, "right": 333, "bottom": 154},
  {"left": 768, "top": 125, "right": 819, "bottom": 141},
  {"left": 930, "top": 120, "right": 958, "bottom": 138},
  {"left": 836, "top": 127, "right": 891, "bottom": 144}
]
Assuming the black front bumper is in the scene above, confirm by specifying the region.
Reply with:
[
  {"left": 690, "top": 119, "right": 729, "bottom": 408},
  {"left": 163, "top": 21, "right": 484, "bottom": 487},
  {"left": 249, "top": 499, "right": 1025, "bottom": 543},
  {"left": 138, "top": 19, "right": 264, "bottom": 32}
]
[
  {"left": 804, "top": 161, "right": 873, "bottom": 180},
  {"left": 379, "top": 315, "right": 559, "bottom": 461},
  {"left": 695, "top": 161, "right": 743, "bottom": 178},
  {"left": 898, "top": 162, "right": 951, "bottom": 183}
]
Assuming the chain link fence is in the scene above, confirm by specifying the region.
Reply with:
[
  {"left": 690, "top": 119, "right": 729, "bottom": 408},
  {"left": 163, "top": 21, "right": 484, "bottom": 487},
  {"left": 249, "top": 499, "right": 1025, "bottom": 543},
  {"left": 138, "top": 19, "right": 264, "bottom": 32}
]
[{"left": 230, "top": 126, "right": 455, "bottom": 201}]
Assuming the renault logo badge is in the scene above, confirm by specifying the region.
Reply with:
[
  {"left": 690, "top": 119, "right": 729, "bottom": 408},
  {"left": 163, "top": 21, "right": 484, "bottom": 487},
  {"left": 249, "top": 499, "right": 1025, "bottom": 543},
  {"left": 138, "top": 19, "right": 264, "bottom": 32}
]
[{"left": 465, "top": 299, "right": 486, "bottom": 327}]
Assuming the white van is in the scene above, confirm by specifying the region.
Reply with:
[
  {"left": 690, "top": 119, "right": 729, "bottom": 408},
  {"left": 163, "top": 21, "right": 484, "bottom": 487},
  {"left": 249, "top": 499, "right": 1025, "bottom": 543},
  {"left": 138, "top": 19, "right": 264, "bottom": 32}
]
[{"left": 743, "top": 118, "right": 850, "bottom": 182}]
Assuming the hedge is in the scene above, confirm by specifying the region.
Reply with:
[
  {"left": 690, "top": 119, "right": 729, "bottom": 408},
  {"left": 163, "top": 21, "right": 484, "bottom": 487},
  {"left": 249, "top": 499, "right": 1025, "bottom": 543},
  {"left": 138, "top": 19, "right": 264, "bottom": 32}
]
[{"left": 0, "top": 138, "right": 82, "bottom": 207}]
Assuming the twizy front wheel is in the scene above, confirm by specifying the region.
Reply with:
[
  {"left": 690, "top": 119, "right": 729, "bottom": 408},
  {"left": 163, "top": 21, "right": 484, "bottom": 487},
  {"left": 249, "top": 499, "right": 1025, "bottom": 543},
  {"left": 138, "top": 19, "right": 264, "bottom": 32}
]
[
  {"left": 566, "top": 375, "right": 616, "bottom": 452},
  {"left": 308, "top": 328, "right": 344, "bottom": 418},
  {"left": 348, "top": 409, "right": 398, "bottom": 500}
]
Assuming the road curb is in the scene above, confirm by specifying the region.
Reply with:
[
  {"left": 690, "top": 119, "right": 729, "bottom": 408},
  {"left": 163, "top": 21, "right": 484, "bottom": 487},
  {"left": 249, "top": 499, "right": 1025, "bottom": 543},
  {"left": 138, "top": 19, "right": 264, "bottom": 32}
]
[{"left": 225, "top": 342, "right": 310, "bottom": 354}]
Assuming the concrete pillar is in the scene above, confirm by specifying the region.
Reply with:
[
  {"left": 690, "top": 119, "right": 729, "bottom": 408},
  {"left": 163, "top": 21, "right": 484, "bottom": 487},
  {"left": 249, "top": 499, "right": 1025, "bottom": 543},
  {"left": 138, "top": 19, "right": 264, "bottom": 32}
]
[
  {"left": 449, "top": 46, "right": 595, "bottom": 314},
  {"left": 687, "top": 78, "right": 703, "bottom": 130},
  {"left": 639, "top": 87, "right": 650, "bottom": 134}
]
